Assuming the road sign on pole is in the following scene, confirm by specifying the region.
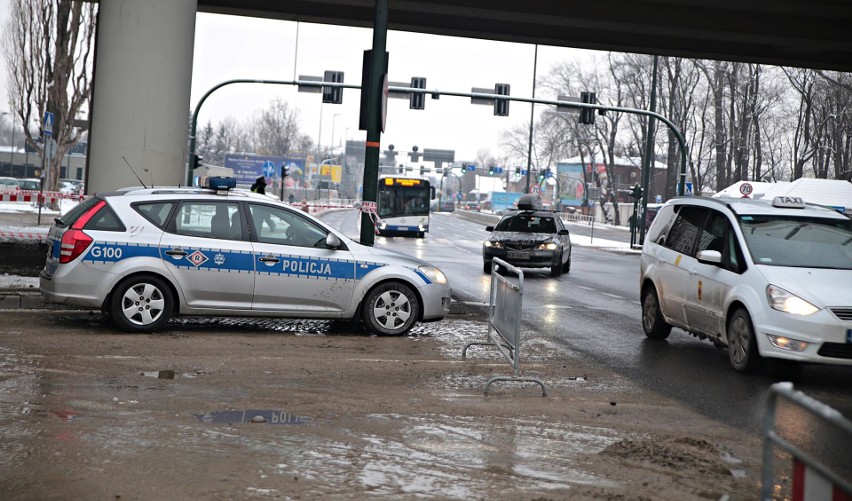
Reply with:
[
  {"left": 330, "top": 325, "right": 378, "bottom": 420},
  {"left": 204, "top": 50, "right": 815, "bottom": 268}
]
[{"left": 43, "top": 111, "right": 54, "bottom": 138}]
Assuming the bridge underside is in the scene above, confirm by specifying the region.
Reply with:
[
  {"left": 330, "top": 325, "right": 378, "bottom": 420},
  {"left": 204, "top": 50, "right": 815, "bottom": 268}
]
[{"left": 199, "top": 0, "right": 852, "bottom": 72}]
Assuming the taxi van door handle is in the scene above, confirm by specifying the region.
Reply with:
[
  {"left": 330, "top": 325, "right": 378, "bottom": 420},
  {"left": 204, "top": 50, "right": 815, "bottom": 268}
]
[
  {"left": 165, "top": 248, "right": 188, "bottom": 256},
  {"left": 259, "top": 255, "right": 280, "bottom": 264}
]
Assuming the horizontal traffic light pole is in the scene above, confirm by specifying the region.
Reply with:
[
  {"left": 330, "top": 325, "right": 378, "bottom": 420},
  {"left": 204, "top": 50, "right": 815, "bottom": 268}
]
[{"left": 188, "top": 79, "right": 687, "bottom": 196}]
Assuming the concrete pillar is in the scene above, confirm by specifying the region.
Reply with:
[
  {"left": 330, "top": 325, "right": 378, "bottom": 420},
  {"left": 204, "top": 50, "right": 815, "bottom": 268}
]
[{"left": 87, "top": 0, "right": 197, "bottom": 193}]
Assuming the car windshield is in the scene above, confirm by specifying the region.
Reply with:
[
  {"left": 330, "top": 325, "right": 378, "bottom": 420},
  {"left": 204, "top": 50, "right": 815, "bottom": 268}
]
[
  {"left": 495, "top": 214, "right": 556, "bottom": 233},
  {"left": 738, "top": 214, "right": 852, "bottom": 269}
]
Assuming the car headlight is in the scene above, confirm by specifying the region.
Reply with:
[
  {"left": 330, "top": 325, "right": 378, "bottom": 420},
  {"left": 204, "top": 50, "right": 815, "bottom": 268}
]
[
  {"left": 484, "top": 241, "right": 503, "bottom": 248},
  {"left": 766, "top": 335, "right": 809, "bottom": 352},
  {"left": 418, "top": 265, "right": 448, "bottom": 285},
  {"left": 536, "top": 242, "right": 558, "bottom": 250},
  {"left": 379, "top": 222, "right": 387, "bottom": 229},
  {"left": 766, "top": 285, "right": 819, "bottom": 316}
]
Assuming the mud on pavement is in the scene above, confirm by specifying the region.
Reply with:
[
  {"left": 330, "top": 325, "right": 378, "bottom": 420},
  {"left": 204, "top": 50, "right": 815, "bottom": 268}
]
[{"left": 0, "top": 309, "right": 774, "bottom": 500}]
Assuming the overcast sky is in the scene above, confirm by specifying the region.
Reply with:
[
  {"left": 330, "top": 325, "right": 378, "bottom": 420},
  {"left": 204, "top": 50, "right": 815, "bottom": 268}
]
[
  {"left": 1, "top": 3, "right": 600, "bottom": 165},
  {"left": 192, "top": 13, "right": 600, "bottom": 165}
]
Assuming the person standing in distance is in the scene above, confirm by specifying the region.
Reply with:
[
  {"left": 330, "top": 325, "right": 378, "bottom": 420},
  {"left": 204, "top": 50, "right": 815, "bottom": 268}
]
[{"left": 251, "top": 175, "right": 267, "bottom": 194}]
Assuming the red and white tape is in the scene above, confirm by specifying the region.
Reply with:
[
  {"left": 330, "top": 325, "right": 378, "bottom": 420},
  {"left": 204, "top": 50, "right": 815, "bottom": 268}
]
[
  {"left": 0, "top": 190, "right": 85, "bottom": 204},
  {"left": 792, "top": 458, "right": 852, "bottom": 501},
  {"left": 0, "top": 229, "right": 48, "bottom": 243}
]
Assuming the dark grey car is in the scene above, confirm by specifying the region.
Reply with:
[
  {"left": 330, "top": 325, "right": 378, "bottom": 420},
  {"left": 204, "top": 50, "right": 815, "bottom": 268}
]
[{"left": 482, "top": 209, "right": 572, "bottom": 276}]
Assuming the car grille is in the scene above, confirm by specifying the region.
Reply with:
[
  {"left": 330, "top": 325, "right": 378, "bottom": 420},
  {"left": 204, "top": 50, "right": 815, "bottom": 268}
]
[
  {"left": 817, "top": 343, "right": 852, "bottom": 360},
  {"left": 829, "top": 308, "right": 852, "bottom": 321},
  {"left": 504, "top": 241, "right": 537, "bottom": 251}
]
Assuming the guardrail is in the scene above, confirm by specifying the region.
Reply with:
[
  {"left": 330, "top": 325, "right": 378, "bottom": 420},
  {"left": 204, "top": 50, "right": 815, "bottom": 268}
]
[
  {"left": 461, "top": 257, "right": 547, "bottom": 396},
  {"left": 762, "top": 382, "right": 852, "bottom": 500}
]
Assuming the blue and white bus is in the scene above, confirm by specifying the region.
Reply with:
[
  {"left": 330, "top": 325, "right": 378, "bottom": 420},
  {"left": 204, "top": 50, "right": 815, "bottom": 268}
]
[{"left": 376, "top": 176, "right": 433, "bottom": 238}]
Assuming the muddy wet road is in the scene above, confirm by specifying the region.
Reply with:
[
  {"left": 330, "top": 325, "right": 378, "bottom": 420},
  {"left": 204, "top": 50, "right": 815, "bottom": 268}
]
[{"left": 0, "top": 309, "right": 771, "bottom": 500}]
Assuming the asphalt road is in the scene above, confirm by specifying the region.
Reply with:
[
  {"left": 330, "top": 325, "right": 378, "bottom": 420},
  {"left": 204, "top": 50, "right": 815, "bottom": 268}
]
[{"left": 324, "top": 208, "right": 852, "bottom": 477}]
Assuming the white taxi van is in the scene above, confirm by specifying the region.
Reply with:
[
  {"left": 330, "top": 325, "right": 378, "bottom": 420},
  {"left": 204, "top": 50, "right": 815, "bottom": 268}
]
[
  {"left": 639, "top": 195, "right": 852, "bottom": 372},
  {"left": 40, "top": 176, "right": 451, "bottom": 335}
]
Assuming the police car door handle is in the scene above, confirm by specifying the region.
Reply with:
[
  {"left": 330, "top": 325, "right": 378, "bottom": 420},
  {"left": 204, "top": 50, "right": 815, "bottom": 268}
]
[
  {"left": 165, "top": 248, "right": 188, "bottom": 256},
  {"left": 259, "top": 255, "right": 280, "bottom": 264}
]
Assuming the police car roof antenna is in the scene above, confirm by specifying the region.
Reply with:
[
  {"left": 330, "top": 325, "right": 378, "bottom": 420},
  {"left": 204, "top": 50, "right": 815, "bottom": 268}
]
[{"left": 122, "top": 156, "right": 148, "bottom": 189}]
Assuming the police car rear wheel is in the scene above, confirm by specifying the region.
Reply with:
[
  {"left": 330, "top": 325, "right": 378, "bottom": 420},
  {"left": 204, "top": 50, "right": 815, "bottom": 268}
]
[
  {"left": 110, "top": 275, "right": 173, "bottom": 333},
  {"left": 362, "top": 282, "right": 420, "bottom": 336}
]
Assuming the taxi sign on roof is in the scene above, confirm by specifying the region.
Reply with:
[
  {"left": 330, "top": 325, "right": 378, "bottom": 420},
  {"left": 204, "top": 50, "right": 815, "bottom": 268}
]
[{"left": 772, "top": 196, "right": 805, "bottom": 208}]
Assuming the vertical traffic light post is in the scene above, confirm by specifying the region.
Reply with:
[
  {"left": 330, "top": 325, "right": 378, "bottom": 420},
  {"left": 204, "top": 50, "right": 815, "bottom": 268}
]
[{"left": 359, "top": 0, "right": 389, "bottom": 246}]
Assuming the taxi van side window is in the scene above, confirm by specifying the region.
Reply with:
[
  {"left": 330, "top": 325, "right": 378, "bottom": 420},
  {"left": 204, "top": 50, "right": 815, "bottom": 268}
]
[
  {"left": 646, "top": 205, "right": 676, "bottom": 245},
  {"left": 664, "top": 206, "right": 707, "bottom": 255},
  {"left": 696, "top": 210, "right": 745, "bottom": 273}
]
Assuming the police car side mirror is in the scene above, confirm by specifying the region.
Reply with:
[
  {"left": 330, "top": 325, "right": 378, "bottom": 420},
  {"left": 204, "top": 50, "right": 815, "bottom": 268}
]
[
  {"left": 325, "top": 233, "right": 342, "bottom": 249},
  {"left": 559, "top": 229, "right": 569, "bottom": 235},
  {"left": 485, "top": 226, "right": 494, "bottom": 232}
]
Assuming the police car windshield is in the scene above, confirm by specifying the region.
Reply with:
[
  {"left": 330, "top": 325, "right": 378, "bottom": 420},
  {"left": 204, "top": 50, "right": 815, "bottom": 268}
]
[
  {"left": 738, "top": 214, "right": 852, "bottom": 269},
  {"left": 495, "top": 215, "right": 556, "bottom": 233}
]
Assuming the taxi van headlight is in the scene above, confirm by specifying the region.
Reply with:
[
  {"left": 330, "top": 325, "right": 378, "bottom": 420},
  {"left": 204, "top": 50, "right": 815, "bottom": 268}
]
[
  {"left": 379, "top": 222, "right": 387, "bottom": 229},
  {"left": 484, "top": 241, "right": 503, "bottom": 249},
  {"left": 536, "top": 242, "right": 558, "bottom": 251},
  {"left": 418, "top": 265, "right": 448, "bottom": 285},
  {"left": 766, "top": 335, "right": 809, "bottom": 352},
  {"left": 766, "top": 285, "right": 819, "bottom": 316}
]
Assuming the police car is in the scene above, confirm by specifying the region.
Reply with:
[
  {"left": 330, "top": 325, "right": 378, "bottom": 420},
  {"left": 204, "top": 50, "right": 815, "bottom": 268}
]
[
  {"left": 640, "top": 195, "right": 852, "bottom": 371},
  {"left": 39, "top": 176, "right": 451, "bottom": 336}
]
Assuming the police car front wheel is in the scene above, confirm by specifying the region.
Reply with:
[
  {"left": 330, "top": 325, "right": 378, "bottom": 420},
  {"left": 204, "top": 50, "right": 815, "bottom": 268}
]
[
  {"left": 109, "top": 274, "right": 174, "bottom": 333},
  {"left": 362, "top": 282, "right": 420, "bottom": 336}
]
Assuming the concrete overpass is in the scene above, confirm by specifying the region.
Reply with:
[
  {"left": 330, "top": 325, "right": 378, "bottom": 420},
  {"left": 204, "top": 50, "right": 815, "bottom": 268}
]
[{"left": 86, "top": 0, "right": 852, "bottom": 195}]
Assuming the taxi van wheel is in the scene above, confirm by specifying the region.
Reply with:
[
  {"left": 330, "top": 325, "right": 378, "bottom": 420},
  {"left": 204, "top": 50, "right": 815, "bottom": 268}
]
[
  {"left": 109, "top": 275, "right": 174, "bottom": 333},
  {"left": 727, "top": 308, "right": 761, "bottom": 372},
  {"left": 483, "top": 261, "right": 492, "bottom": 274},
  {"left": 362, "top": 281, "right": 420, "bottom": 336},
  {"left": 641, "top": 285, "right": 672, "bottom": 340}
]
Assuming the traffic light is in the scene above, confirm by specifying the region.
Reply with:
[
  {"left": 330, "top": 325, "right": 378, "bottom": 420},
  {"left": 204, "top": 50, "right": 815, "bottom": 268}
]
[
  {"left": 322, "top": 70, "right": 344, "bottom": 104},
  {"left": 281, "top": 164, "right": 290, "bottom": 177},
  {"left": 192, "top": 154, "right": 203, "bottom": 170},
  {"left": 580, "top": 91, "right": 597, "bottom": 125},
  {"left": 494, "top": 83, "right": 510, "bottom": 116},
  {"left": 488, "top": 165, "right": 494, "bottom": 176},
  {"left": 410, "top": 145, "right": 421, "bottom": 162},
  {"left": 410, "top": 77, "right": 426, "bottom": 110},
  {"left": 419, "top": 166, "right": 425, "bottom": 175},
  {"left": 538, "top": 170, "right": 545, "bottom": 182},
  {"left": 630, "top": 184, "right": 644, "bottom": 201}
]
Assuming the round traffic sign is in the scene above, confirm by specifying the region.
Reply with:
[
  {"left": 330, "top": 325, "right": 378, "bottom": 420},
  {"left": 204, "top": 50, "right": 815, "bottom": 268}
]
[
  {"left": 530, "top": 184, "right": 542, "bottom": 195},
  {"left": 739, "top": 182, "right": 753, "bottom": 197}
]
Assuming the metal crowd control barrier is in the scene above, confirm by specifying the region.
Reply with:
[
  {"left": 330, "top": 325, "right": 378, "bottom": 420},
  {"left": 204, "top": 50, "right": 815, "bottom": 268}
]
[
  {"left": 761, "top": 382, "right": 852, "bottom": 500},
  {"left": 462, "top": 258, "right": 547, "bottom": 397}
]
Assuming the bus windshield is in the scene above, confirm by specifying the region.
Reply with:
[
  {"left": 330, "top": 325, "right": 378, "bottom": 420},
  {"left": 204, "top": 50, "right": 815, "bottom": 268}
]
[{"left": 378, "top": 180, "right": 430, "bottom": 218}]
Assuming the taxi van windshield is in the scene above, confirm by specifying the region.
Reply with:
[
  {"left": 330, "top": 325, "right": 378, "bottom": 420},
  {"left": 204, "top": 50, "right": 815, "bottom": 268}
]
[{"left": 737, "top": 214, "right": 852, "bottom": 269}]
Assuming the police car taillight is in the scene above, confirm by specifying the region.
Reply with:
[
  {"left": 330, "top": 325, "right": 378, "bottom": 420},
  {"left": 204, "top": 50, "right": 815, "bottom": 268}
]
[
  {"left": 58, "top": 200, "right": 104, "bottom": 263},
  {"left": 59, "top": 229, "right": 93, "bottom": 263}
]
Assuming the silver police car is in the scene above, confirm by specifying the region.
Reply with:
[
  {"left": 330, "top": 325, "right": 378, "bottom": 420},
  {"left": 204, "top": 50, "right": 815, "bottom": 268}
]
[{"left": 40, "top": 178, "right": 451, "bottom": 335}]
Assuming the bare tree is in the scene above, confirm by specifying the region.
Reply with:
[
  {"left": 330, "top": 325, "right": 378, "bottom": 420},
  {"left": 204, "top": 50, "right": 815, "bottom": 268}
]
[{"left": 2, "top": 0, "right": 96, "bottom": 198}]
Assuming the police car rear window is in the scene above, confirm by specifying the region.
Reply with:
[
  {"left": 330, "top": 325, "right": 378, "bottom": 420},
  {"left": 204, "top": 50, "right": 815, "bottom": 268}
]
[
  {"left": 84, "top": 204, "right": 126, "bottom": 232},
  {"left": 54, "top": 196, "right": 102, "bottom": 228}
]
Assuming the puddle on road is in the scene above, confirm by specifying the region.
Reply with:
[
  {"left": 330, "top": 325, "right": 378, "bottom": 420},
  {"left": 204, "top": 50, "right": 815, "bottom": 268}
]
[
  {"left": 258, "top": 413, "right": 622, "bottom": 497},
  {"left": 196, "top": 410, "right": 309, "bottom": 425}
]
